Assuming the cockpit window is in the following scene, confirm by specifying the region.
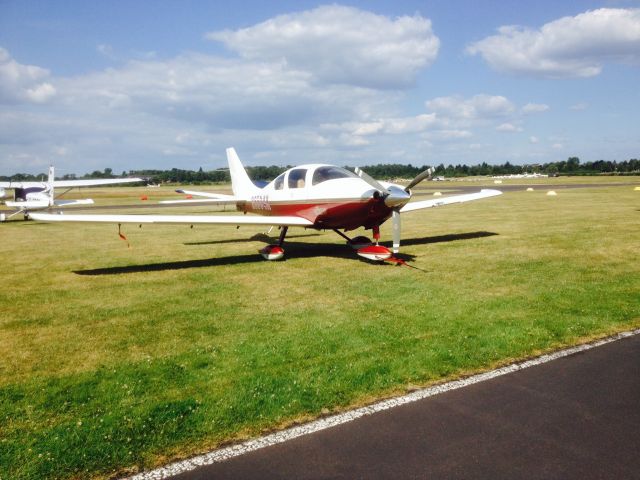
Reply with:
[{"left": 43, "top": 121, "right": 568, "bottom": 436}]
[
  {"left": 274, "top": 173, "right": 285, "bottom": 190},
  {"left": 312, "top": 166, "right": 358, "bottom": 186},
  {"left": 288, "top": 169, "right": 308, "bottom": 189}
]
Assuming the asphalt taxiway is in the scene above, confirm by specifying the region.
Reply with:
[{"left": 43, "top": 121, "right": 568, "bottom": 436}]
[{"left": 161, "top": 331, "right": 640, "bottom": 480}]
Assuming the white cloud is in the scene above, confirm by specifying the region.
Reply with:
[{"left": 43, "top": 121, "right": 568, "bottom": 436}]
[
  {"left": 522, "top": 103, "right": 549, "bottom": 114},
  {"left": 352, "top": 121, "right": 384, "bottom": 136},
  {"left": 333, "top": 113, "right": 438, "bottom": 139},
  {"left": 0, "top": 47, "right": 56, "bottom": 104},
  {"left": 207, "top": 5, "right": 439, "bottom": 89},
  {"left": 529, "top": 136, "right": 539, "bottom": 144},
  {"left": 425, "top": 94, "right": 515, "bottom": 119},
  {"left": 54, "top": 53, "right": 393, "bottom": 131},
  {"left": 427, "top": 129, "right": 473, "bottom": 140},
  {"left": 466, "top": 8, "right": 640, "bottom": 78},
  {"left": 496, "top": 122, "right": 522, "bottom": 132}
]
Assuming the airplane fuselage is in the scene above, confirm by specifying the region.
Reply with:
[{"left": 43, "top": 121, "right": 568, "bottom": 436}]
[
  {"left": 236, "top": 165, "right": 405, "bottom": 230},
  {"left": 4, "top": 187, "right": 52, "bottom": 209}
]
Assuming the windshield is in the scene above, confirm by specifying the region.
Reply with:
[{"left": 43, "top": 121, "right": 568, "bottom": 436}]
[{"left": 312, "top": 166, "right": 358, "bottom": 186}]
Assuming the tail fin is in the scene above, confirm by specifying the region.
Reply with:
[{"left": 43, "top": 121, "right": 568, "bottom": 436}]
[
  {"left": 47, "top": 165, "right": 55, "bottom": 207},
  {"left": 227, "top": 147, "right": 260, "bottom": 198}
]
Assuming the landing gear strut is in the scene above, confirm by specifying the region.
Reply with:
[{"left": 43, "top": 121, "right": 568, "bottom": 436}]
[{"left": 333, "top": 229, "right": 372, "bottom": 249}]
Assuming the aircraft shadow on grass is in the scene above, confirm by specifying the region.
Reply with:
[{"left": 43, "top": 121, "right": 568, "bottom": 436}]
[
  {"left": 183, "top": 232, "right": 322, "bottom": 246},
  {"left": 73, "top": 231, "right": 498, "bottom": 276}
]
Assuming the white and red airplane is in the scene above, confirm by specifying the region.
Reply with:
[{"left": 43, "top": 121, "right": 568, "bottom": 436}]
[
  {"left": 0, "top": 166, "right": 143, "bottom": 221},
  {"left": 30, "top": 148, "right": 502, "bottom": 263}
]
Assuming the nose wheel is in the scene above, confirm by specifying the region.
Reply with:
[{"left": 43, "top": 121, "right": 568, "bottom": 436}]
[
  {"left": 333, "top": 227, "right": 393, "bottom": 261},
  {"left": 355, "top": 225, "right": 393, "bottom": 261}
]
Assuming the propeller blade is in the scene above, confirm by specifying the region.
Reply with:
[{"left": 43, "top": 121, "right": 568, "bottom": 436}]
[
  {"left": 392, "top": 210, "right": 401, "bottom": 253},
  {"left": 354, "top": 167, "right": 391, "bottom": 196},
  {"left": 405, "top": 167, "right": 434, "bottom": 192}
]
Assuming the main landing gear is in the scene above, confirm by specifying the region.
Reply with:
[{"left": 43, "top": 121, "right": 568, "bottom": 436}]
[
  {"left": 258, "top": 225, "right": 402, "bottom": 265},
  {"left": 259, "top": 226, "right": 287, "bottom": 260}
]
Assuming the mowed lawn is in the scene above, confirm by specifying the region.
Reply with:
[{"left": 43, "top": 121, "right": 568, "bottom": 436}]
[{"left": 1, "top": 182, "right": 639, "bottom": 479}]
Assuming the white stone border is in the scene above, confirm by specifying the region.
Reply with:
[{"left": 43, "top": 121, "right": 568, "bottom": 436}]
[{"left": 126, "top": 328, "right": 640, "bottom": 480}]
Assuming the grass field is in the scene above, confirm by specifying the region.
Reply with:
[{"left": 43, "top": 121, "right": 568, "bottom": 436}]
[{"left": 1, "top": 179, "right": 639, "bottom": 479}]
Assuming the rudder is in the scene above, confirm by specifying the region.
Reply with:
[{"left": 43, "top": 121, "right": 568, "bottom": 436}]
[{"left": 227, "top": 147, "right": 260, "bottom": 198}]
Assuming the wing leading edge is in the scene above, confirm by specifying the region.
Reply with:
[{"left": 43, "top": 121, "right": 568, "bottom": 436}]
[
  {"left": 400, "top": 189, "right": 502, "bottom": 213},
  {"left": 29, "top": 212, "right": 312, "bottom": 227},
  {"left": 0, "top": 178, "right": 143, "bottom": 189}
]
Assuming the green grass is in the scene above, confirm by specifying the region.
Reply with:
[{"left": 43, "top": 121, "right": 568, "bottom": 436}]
[{"left": 1, "top": 181, "right": 639, "bottom": 479}]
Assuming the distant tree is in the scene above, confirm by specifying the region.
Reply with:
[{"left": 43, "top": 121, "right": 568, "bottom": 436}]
[
  {"left": 566, "top": 157, "right": 580, "bottom": 173},
  {"left": 6, "top": 155, "right": 640, "bottom": 183}
]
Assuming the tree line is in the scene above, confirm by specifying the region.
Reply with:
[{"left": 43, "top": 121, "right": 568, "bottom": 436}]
[{"left": 3, "top": 157, "right": 638, "bottom": 183}]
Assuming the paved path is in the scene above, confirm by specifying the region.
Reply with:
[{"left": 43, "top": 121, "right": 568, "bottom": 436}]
[{"left": 171, "top": 332, "right": 640, "bottom": 480}]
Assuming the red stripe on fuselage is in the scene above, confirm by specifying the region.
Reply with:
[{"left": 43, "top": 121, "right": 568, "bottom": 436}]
[{"left": 240, "top": 198, "right": 392, "bottom": 230}]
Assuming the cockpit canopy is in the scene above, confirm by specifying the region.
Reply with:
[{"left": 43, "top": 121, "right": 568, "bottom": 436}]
[{"left": 272, "top": 165, "right": 358, "bottom": 190}]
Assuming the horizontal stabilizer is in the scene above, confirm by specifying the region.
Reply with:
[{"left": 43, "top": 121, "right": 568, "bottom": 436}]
[
  {"left": 5, "top": 200, "right": 49, "bottom": 209},
  {"left": 158, "top": 198, "right": 241, "bottom": 205},
  {"left": 54, "top": 199, "right": 95, "bottom": 207},
  {"left": 174, "top": 189, "right": 236, "bottom": 200},
  {"left": 160, "top": 189, "right": 239, "bottom": 205}
]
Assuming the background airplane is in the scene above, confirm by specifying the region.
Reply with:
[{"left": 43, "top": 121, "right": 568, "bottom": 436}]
[
  {"left": 0, "top": 166, "right": 143, "bottom": 221},
  {"left": 30, "top": 148, "right": 502, "bottom": 263}
]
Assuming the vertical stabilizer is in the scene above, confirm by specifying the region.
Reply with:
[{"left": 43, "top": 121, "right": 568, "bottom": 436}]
[
  {"left": 47, "top": 165, "right": 55, "bottom": 206},
  {"left": 227, "top": 148, "right": 260, "bottom": 198}
]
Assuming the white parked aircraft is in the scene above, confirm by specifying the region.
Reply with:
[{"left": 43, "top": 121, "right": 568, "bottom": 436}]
[
  {"left": 31, "top": 148, "right": 502, "bottom": 263},
  {"left": 0, "top": 166, "right": 142, "bottom": 221}
]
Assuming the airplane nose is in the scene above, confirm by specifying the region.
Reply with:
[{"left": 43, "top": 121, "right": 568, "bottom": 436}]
[{"left": 383, "top": 186, "right": 411, "bottom": 208}]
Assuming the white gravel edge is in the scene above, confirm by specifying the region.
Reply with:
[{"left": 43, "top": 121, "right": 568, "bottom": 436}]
[{"left": 125, "top": 328, "right": 640, "bottom": 480}]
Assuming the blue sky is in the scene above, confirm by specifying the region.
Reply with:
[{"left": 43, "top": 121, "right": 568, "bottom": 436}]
[{"left": 1, "top": 1, "right": 639, "bottom": 175}]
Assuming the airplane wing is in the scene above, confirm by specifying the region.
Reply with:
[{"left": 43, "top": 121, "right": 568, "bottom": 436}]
[
  {"left": 400, "top": 189, "right": 502, "bottom": 213},
  {"left": 0, "top": 181, "right": 41, "bottom": 189},
  {"left": 29, "top": 212, "right": 313, "bottom": 227},
  {"left": 0, "top": 178, "right": 143, "bottom": 189},
  {"left": 5, "top": 199, "right": 95, "bottom": 208},
  {"left": 53, "top": 178, "right": 143, "bottom": 187}
]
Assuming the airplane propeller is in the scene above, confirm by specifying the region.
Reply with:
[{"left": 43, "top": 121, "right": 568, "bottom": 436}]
[
  {"left": 354, "top": 167, "right": 390, "bottom": 196},
  {"left": 405, "top": 167, "right": 434, "bottom": 192},
  {"left": 354, "top": 166, "right": 434, "bottom": 255}
]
